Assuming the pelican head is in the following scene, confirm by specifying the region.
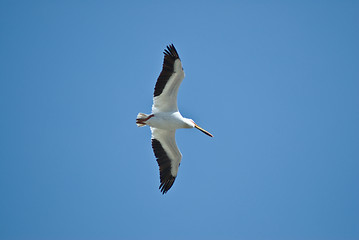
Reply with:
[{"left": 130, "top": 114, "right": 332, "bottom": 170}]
[{"left": 184, "top": 118, "right": 213, "bottom": 137}]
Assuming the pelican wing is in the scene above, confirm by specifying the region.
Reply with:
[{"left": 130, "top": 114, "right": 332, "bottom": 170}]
[
  {"left": 152, "top": 44, "right": 185, "bottom": 113},
  {"left": 151, "top": 127, "right": 182, "bottom": 194}
]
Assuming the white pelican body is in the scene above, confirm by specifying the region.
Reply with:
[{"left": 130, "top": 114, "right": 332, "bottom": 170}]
[
  {"left": 147, "top": 112, "right": 192, "bottom": 130},
  {"left": 136, "top": 44, "right": 213, "bottom": 194}
]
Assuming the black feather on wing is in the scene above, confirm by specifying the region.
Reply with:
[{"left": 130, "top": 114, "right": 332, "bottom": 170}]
[
  {"left": 151, "top": 138, "right": 176, "bottom": 194},
  {"left": 153, "top": 44, "right": 181, "bottom": 97}
]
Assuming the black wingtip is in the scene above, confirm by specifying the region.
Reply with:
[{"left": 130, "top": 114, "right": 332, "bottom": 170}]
[
  {"left": 159, "top": 176, "right": 176, "bottom": 194},
  {"left": 163, "top": 44, "right": 180, "bottom": 59}
]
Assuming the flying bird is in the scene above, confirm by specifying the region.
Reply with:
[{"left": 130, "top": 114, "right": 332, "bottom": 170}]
[{"left": 136, "top": 44, "right": 213, "bottom": 194}]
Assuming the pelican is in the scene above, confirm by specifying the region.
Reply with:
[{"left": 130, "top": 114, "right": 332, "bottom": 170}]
[{"left": 136, "top": 44, "right": 213, "bottom": 194}]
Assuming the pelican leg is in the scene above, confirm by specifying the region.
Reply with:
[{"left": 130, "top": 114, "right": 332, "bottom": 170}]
[{"left": 136, "top": 114, "right": 154, "bottom": 126}]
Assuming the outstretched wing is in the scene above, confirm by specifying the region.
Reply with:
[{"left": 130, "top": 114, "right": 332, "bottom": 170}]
[
  {"left": 151, "top": 127, "right": 182, "bottom": 194},
  {"left": 152, "top": 44, "right": 185, "bottom": 113}
]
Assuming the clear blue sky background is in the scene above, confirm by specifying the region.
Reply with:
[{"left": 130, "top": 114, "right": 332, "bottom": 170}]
[{"left": 1, "top": 1, "right": 358, "bottom": 240}]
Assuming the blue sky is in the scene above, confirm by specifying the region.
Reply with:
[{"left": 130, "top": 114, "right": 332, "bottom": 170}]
[{"left": 1, "top": 1, "right": 358, "bottom": 240}]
